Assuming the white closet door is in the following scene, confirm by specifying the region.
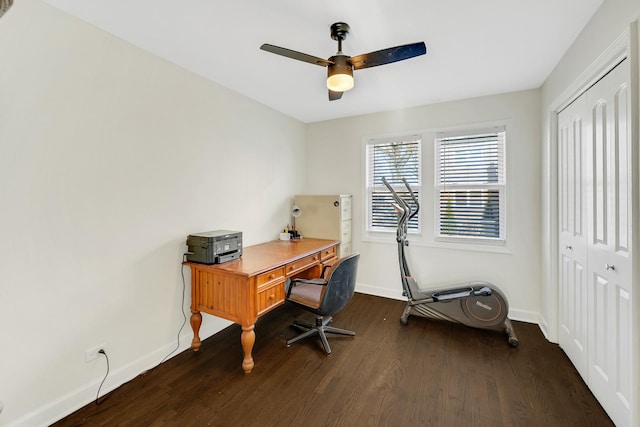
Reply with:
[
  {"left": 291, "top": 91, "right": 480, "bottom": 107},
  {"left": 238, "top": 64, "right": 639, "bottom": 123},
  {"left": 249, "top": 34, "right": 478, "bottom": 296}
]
[
  {"left": 558, "top": 58, "right": 633, "bottom": 426},
  {"left": 558, "top": 93, "right": 589, "bottom": 379},
  {"left": 585, "top": 58, "right": 632, "bottom": 427}
]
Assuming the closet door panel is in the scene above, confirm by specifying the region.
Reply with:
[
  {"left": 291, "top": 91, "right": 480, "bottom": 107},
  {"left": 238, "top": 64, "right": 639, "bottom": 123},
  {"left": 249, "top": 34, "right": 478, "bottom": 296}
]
[
  {"left": 585, "top": 59, "right": 632, "bottom": 427},
  {"left": 591, "top": 273, "right": 611, "bottom": 382},
  {"left": 614, "top": 82, "right": 630, "bottom": 255},
  {"left": 591, "top": 101, "right": 608, "bottom": 247},
  {"left": 616, "top": 286, "right": 631, "bottom": 409},
  {"left": 558, "top": 93, "right": 589, "bottom": 378}
]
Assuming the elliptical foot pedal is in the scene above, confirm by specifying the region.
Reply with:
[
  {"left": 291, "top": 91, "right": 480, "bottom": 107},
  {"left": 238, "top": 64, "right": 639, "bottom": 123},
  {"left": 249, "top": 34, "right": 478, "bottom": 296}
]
[{"left": 432, "top": 287, "right": 475, "bottom": 302}]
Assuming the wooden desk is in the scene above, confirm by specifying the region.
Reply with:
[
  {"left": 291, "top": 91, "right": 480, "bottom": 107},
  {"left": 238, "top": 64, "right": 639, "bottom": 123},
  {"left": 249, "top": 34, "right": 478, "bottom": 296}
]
[{"left": 184, "top": 238, "right": 339, "bottom": 373}]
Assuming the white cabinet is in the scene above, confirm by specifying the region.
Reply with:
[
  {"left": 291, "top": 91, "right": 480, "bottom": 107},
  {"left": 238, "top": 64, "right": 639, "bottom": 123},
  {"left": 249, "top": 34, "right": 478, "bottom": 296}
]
[{"left": 293, "top": 195, "right": 352, "bottom": 257}]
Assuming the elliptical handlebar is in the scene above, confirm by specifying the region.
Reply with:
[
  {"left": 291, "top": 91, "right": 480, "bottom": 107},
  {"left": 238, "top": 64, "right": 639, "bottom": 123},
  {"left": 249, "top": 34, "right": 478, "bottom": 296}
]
[
  {"left": 382, "top": 176, "right": 414, "bottom": 288},
  {"left": 401, "top": 178, "right": 419, "bottom": 221},
  {"left": 381, "top": 177, "right": 419, "bottom": 222},
  {"left": 382, "top": 177, "right": 410, "bottom": 220},
  {"left": 381, "top": 176, "right": 420, "bottom": 248}
]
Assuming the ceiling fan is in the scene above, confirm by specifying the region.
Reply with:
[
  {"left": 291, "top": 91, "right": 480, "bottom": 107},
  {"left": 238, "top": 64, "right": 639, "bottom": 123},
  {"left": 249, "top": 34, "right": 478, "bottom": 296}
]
[
  {"left": 260, "top": 22, "right": 426, "bottom": 101},
  {"left": 0, "top": 0, "right": 13, "bottom": 19}
]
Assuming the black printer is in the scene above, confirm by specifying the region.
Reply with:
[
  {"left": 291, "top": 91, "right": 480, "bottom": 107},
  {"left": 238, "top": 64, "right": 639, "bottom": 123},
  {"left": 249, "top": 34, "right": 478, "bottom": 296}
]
[{"left": 186, "top": 230, "right": 242, "bottom": 264}]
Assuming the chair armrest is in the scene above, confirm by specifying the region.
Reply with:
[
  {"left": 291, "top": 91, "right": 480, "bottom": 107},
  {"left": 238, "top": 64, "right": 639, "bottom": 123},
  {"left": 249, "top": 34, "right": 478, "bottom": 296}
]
[
  {"left": 291, "top": 278, "right": 327, "bottom": 286},
  {"left": 319, "top": 258, "right": 339, "bottom": 278},
  {"left": 320, "top": 264, "right": 331, "bottom": 278},
  {"left": 286, "top": 278, "right": 327, "bottom": 298}
]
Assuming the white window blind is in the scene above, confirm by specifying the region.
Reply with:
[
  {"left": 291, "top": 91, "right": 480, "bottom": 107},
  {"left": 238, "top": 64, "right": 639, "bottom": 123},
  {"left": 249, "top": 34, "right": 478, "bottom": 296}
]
[
  {"left": 366, "top": 137, "right": 421, "bottom": 232},
  {"left": 436, "top": 128, "right": 506, "bottom": 241}
]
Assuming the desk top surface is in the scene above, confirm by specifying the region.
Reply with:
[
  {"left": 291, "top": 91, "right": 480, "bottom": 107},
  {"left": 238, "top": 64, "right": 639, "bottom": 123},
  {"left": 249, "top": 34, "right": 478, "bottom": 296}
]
[{"left": 184, "top": 238, "right": 339, "bottom": 277}]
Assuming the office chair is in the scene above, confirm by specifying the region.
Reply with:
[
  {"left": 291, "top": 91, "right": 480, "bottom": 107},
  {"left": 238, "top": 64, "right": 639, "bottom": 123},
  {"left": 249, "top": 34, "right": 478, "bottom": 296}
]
[{"left": 285, "top": 252, "right": 360, "bottom": 354}]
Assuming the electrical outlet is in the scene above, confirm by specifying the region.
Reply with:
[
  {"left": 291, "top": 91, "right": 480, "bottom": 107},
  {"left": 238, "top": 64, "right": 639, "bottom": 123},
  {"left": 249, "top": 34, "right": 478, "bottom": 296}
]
[{"left": 85, "top": 343, "right": 107, "bottom": 363}]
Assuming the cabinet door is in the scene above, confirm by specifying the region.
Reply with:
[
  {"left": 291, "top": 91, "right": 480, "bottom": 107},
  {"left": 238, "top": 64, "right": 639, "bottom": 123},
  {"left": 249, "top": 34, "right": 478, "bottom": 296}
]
[
  {"left": 340, "top": 195, "right": 352, "bottom": 221},
  {"left": 340, "top": 219, "right": 352, "bottom": 243}
]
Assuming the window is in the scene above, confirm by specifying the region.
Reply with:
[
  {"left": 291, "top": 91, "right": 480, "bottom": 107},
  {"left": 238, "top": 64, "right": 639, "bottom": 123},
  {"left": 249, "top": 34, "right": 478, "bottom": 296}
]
[
  {"left": 366, "top": 136, "right": 421, "bottom": 232},
  {"left": 435, "top": 128, "right": 506, "bottom": 242}
]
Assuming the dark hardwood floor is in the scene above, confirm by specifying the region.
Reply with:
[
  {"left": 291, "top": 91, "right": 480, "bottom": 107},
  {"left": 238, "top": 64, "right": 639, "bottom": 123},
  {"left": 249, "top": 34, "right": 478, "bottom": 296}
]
[{"left": 53, "top": 293, "right": 613, "bottom": 427}]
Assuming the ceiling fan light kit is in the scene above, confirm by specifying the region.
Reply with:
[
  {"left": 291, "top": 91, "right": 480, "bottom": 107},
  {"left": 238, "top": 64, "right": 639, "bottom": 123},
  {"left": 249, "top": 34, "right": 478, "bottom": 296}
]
[
  {"left": 327, "top": 55, "right": 354, "bottom": 92},
  {"left": 260, "top": 22, "right": 426, "bottom": 101}
]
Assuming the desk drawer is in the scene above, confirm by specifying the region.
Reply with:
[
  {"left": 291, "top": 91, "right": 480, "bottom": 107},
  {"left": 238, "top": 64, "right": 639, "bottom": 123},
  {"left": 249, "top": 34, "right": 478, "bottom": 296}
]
[
  {"left": 320, "top": 246, "right": 336, "bottom": 262},
  {"left": 257, "top": 281, "right": 285, "bottom": 316},
  {"left": 286, "top": 253, "right": 320, "bottom": 277},
  {"left": 256, "top": 267, "right": 285, "bottom": 290}
]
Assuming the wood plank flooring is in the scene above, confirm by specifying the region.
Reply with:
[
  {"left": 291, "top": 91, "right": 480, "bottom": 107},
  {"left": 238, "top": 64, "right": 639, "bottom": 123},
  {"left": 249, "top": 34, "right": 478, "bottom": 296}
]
[{"left": 53, "top": 293, "right": 613, "bottom": 426}]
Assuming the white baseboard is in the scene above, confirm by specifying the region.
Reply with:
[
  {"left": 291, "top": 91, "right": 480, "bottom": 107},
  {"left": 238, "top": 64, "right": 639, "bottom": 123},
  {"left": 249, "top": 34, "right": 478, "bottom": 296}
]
[
  {"left": 355, "top": 282, "right": 406, "bottom": 301},
  {"left": 537, "top": 314, "right": 558, "bottom": 344},
  {"left": 507, "top": 308, "right": 539, "bottom": 324},
  {"left": 8, "top": 326, "right": 229, "bottom": 427}
]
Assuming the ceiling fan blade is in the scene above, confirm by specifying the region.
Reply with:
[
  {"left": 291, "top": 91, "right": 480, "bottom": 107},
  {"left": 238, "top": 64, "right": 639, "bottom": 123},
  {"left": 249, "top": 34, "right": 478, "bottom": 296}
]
[
  {"left": 260, "top": 44, "right": 333, "bottom": 67},
  {"left": 350, "top": 42, "right": 426, "bottom": 70},
  {"left": 328, "top": 90, "right": 343, "bottom": 101}
]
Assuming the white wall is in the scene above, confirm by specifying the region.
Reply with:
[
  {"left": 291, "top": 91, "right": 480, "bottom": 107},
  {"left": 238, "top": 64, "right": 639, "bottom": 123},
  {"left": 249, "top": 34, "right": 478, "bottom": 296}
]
[
  {"left": 305, "top": 89, "right": 542, "bottom": 322},
  {"left": 0, "top": 1, "right": 306, "bottom": 425},
  {"left": 542, "top": 0, "right": 640, "bottom": 108}
]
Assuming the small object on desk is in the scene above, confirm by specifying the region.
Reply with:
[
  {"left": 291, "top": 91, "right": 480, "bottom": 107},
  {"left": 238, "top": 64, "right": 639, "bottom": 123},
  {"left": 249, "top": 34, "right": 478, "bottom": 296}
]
[
  {"left": 289, "top": 228, "right": 300, "bottom": 239},
  {"left": 185, "top": 230, "right": 242, "bottom": 264},
  {"left": 279, "top": 232, "right": 291, "bottom": 241}
]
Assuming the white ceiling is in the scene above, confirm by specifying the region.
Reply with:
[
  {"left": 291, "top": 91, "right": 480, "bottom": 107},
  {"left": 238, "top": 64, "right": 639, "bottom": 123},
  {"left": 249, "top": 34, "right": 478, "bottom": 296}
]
[{"left": 42, "top": 0, "right": 603, "bottom": 123}]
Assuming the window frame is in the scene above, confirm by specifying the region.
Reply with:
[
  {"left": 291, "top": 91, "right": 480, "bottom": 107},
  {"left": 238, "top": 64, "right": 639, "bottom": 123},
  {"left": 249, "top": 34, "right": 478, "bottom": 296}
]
[
  {"left": 365, "top": 135, "right": 422, "bottom": 235},
  {"left": 362, "top": 124, "right": 510, "bottom": 254},
  {"left": 434, "top": 127, "right": 507, "bottom": 245}
]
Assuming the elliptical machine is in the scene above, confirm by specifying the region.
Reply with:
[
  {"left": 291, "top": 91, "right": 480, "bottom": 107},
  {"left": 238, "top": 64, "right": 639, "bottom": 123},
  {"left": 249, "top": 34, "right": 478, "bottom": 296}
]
[{"left": 382, "top": 177, "right": 519, "bottom": 347}]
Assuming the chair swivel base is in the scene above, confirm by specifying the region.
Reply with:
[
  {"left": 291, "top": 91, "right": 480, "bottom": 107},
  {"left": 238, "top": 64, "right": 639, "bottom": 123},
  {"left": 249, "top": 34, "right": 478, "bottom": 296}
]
[{"left": 286, "top": 316, "right": 355, "bottom": 355}]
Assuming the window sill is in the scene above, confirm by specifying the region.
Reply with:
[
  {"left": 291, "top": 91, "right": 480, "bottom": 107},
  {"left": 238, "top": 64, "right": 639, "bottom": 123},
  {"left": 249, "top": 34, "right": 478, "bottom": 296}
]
[{"left": 363, "top": 231, "right": 511, "bottom": 254}]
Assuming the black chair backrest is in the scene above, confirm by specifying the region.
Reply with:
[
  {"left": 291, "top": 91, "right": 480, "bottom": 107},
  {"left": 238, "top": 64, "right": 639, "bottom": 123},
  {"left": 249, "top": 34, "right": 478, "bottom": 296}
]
[{"left": 318, "top": 253, "right": 360, "bottom": 316}]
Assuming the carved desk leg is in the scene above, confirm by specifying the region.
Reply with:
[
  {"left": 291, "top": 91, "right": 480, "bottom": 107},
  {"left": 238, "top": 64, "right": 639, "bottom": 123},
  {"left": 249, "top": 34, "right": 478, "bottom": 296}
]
[
  {"left": 241, "top": 324, "right": 255, "bottom": 373},
  {"left": 190, "top": 310, "right": 202, "bottom": 351}
]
